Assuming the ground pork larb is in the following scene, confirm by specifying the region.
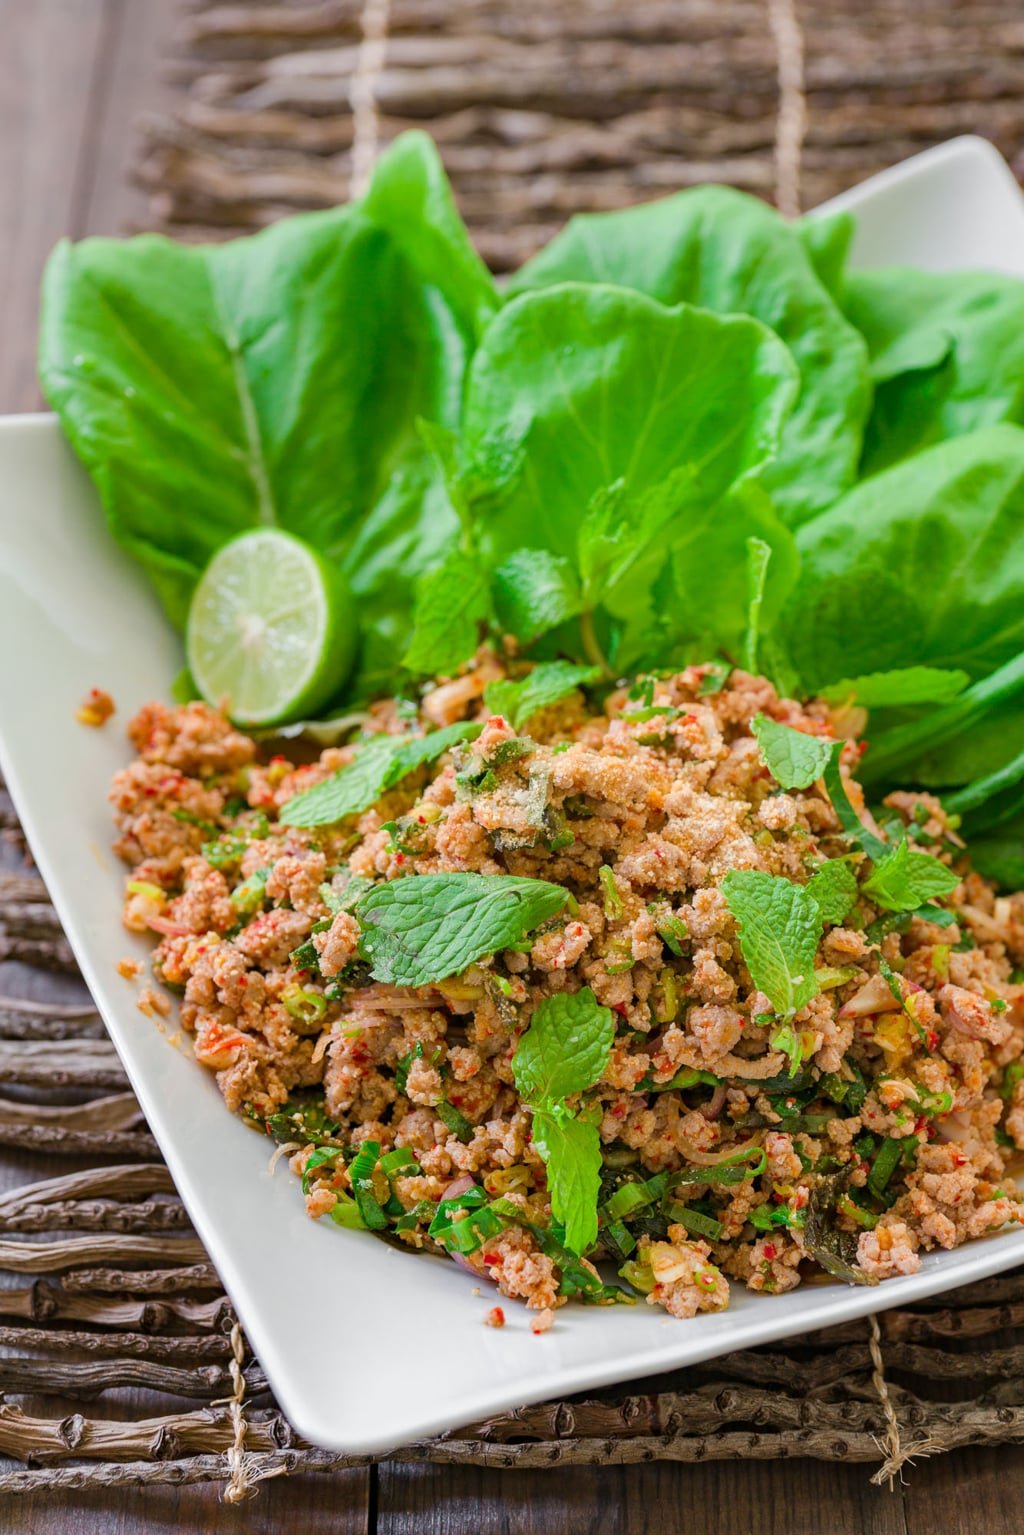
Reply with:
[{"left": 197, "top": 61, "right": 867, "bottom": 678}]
[{"left": 110, "top": 660, "right": 1024, "bottom": 1323}]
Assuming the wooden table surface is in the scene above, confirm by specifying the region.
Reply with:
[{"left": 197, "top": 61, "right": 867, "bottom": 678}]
[{"left": 1, "top": 2, "right": 1022, "bottom": 1528}]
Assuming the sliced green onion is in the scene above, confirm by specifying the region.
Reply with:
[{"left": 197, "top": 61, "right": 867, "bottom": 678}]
[
  {"left": 656, "top": 915, "right": 689, "bottom": 955},
  {"left": 601, "top": 1173, "right": 669, "bottom": 1222},
  {"left": 645, "top": 1067, "right": 722, "bottom": 1093},
  {"left": 348, "top": 1140, "right": 388, "bottom": 1230},
  {"left": 837, "top": 1193, "right": 878, "bottom": 1230},
  {"left": 867, "top": 1135, "right": 908, "bottom": 1200},
  {"left": 599, "top": 865, "right": 624, "bottom": 920},
  {"left": 231, "top": 866, "right": 271, "bottom": 915},
  {"left": 618, "top": 1256, "right": 655, "bottom": 1294},
  {"left": 665, "top": 1205, "right": 725, "bottom": 1241},
  {"left": 282, "top": 985, "right": 327, "bottom": 1025},
  {"left": 380, "top": 1146, "right": 419, "bottom": 1178},
  {"left": 328, "top": 1193, "right": 367, "bottom": 1230},
  {"left": 603, "top": 1218, "right": 636, "bottom": 1258}
]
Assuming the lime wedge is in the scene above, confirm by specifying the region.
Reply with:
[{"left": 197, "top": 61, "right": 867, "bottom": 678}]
[{"left": 186, "top": 530, "right": 356, "bottom": 726}]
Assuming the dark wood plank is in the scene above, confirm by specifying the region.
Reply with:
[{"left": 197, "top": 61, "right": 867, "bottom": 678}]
[
  {"left": 376, "top": 1459, "right": 908, "bottom": 1535},
  {"left": 0, "top": 0, "right": 110, "bottom": 413},
  {"left": 1, "top": 1473, "right": 373, "bottom": 1533},
  {"left": 903, "top": 1444, "right": 1024, "bottom": 1535}
]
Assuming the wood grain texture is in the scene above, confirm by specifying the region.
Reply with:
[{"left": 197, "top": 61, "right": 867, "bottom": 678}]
[{"left": 376, "top": 1459, "right": 910, "bottom": 1535}]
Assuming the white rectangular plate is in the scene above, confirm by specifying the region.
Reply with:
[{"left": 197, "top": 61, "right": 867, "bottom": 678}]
[{"left": 2, "top": 136, "right": 1024, "bottom": 1455}]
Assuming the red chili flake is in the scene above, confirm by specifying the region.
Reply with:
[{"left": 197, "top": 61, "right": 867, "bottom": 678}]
[
  {"left": 394, "top": 853, "right": 405, "bottom": 866},
  {"left": 484, "top": 1306, "right": 505, "bottom": 1328},
  {"left": 417, "top": 815, "right": 426, "bottom": 824},
  {"left": 613, "top": 1002, "right": 629, "bottom": 1018},
  {"left": 482, "top": 1251, "right": 502, "bottom": 1266},
  {"left": 654, "top": 849, "right": 664, "bottom": 862},
  {"left": 926, "top": 1031, "right": 939, "bottom": 1052},
  {"left": 682, "top": 714, "right": 697, "bottom": 726},
  {"left": 952, "top": 1153, "right": 968, "bottom": 1168},
  {"left": 763, "top": 1243, "right": 777, "bottom": 1260},
  {"left": 270, "top": 754, "right": 287, "bottom": 765}
]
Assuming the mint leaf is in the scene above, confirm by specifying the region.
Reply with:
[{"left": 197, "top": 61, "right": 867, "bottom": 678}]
[
  {"left": 820, "top": 667, "right": 970, "bottom": 709},
  {"left": 862, "top": 839, "right": 959, "bottom": 912},
  {"left": 280, "top": 721, "right": 483, "bottom": 826},
  {"left": 512, "top": 987, "right": 614, "bottom": 1256},
  {"left": 806, "top": 858, "right": 858, "bottom": 926},
  {"left": 721, "top": 870, "right": 822, "bottom": 1018},
  {"left": 403, "top": 547, "right": 492, "bottom": 675},
  {"left": 491, "top": 549, "right": 583, "bottom": 645},
  {"left": 512, "top": 987, "right": 615, "bottom": 1104},
  {"left": 355, "top": 872, "right": 568, "bottom": 985},
  {"left": 484, "top": 662, "right": 601, "bottom": 732},
  {"left": 531, "top": 1109, "right": 603, "bottom": 1256},
  {"left": 752, "top": 714, "right": 835, "bottom": 790}
]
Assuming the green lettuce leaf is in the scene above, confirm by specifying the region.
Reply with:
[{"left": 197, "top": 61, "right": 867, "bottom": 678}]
[
  {"left": 355, "top": 872, "right": 568, "bottom": 985},
  {"left": 39, "top": 143, "right": 487, "bottom": 699},
  {"left": 461, "top": 284, "right": 799, "bottom": 662},
  {"left": 820, "top": 667, "right": 970, "bottom": 709},
  {"left": 842, "top": 268, "right": 1024, "bottom": 475},
  {"left": 780, "top": 425, "right": 1024, "bottom": 692},
  {"left": 361, "top": 131, "right": 500, "bottom": 341},
  {"left": 508, "top": 186, "right": 870, "bottom": 524}
]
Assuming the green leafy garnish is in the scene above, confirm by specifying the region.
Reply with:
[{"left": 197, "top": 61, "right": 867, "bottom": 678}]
[
  {"left": 861, "top": 838, "right": 960, "bottom": 912},
  {"left": 752, "top": 714, "right": 836, "bottom": 790},
  {"left": 820, "top": 667, "right": 970, "bottom": 709},
  {"left": 721, "top": 869, "right": 823, "bottom": 1019},
  {"left": 483, "top": 662, "right": 601, "bottom": 731},
  {"left": 513, "top": 988, "right": 616, "bottom": 1105},
  {"left": 280, "top": 721, "right": 482, "bottom": 826},
  {"left": 512, "top": 987, "right": 615, "bottom": 1255},
  {"left": 806, "top": 858, "right": 859, "bottom": 926},
  {"left": 509, "top": 184, "right": 870, "bottom": 525},
  {"left": 355, "top": 872, "right": 568, "bottom": 985},
  {"left": 402, "top": 548, "right": 492, "bottom": 676}
]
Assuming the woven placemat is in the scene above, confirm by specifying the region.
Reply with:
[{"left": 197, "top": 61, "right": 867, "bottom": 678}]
[
  {"left": 5, "top": 778, "right": 1024, "bottom": 1502},
  {"left": 134, "top": 0, "right": 1024, "bottom": 265},
  {"left": 7, "top": 0, "right": 1024, "bottom": 1500}
]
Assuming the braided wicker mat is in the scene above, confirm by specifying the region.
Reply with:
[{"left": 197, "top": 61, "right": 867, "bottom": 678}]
[
  {"left": 134, "top": 0, "right": 1024, "bottom": 263},
  {"left": 5, "top": 780, "right": 1024, "bottom": 1502},
  {"left": 8, "top": 0, "right": 1024, "bottom": 1500}
]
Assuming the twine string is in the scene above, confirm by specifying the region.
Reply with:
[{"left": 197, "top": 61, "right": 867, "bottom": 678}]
[
  {"left": 765, "top": 0, "right": 807, "bottom": 217},
  {"left": 217, "top": 1322, "right": 253, "bottom": 1504},
  {"left": 349, "top": 0, "right": 392, "bottom": 199},
  {"left": 867, "top": 1313, "right": 944, "bottom": 1488}
]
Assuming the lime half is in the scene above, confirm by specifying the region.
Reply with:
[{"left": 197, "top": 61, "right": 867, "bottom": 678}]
[{"left": 186, "top": 530, "right": 355, "bottom": 726}]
